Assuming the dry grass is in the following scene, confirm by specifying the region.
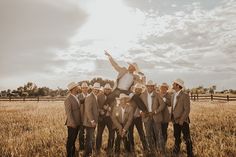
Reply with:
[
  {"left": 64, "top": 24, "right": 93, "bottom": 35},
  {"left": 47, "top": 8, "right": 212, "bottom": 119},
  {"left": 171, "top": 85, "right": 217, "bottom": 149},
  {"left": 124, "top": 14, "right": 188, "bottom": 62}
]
[{"left": 0, "top": 101, "right": 236, "bottom": 157}]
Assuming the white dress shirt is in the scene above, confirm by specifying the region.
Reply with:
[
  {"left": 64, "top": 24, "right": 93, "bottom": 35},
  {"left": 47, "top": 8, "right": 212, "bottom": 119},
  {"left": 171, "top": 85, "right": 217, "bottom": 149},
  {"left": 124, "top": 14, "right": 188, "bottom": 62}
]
[
  {"left": 173, "top": 90, "right": 181, "bottom": 109},
  {"left": 82, "top": 93, "right": 88, "bottom": 98},
  {"left": 147, "top": 92, "right": 153, "bottom": 112},
  {"left": 121, "top": 107, "right": 125, "bottom": 123},
  {"left": 93, "top": 93, "right": 98, "bottom": 101},
  {"left": 117, "top": 72, "right": 134, "bottom": 90}
]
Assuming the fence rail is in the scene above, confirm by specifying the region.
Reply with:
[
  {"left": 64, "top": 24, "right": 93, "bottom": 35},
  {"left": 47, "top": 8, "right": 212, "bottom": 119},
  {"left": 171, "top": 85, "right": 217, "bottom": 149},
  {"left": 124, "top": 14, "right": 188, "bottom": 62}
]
[
  {"left": 0, "top": 94, "right": 236, "bottom": 102},
  {"left": 190, "top": 94, "right": 236, "bottom": 102},
  {"left": 0, "top": 96, "right": 66, "bottom": 102}
]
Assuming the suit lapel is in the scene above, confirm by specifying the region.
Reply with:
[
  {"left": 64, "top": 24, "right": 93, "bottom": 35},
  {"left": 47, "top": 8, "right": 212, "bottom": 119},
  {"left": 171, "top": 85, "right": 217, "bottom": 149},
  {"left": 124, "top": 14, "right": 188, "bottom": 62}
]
[
  {"left": 124, "top": 106, "right": 129, "bottom": 122},
  {"left": 171, "top": 94, "right": 175, "bottom": 112},
  {"left": 143, "top": 91, "right": 148, "bottom": 109},
  {"left": 91, "top": 93, "right": 98, "bottom": 106},
  {"left": 151, "top": 92, "right": 156, "bottom": 111},
  {"left": 174, "top": 91, "right": 183, "bottom": 110},
  {"left": 118, "top": 107, "right": 122, "bottom": 123},
  {"left": 69, "top": 94, "right": 78, "bottom": 106}
]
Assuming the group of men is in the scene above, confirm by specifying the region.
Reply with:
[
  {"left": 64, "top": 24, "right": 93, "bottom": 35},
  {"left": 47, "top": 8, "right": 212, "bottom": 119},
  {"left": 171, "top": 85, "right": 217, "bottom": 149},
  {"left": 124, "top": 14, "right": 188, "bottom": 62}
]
[{"left": 64, "top": 51, "right": 194, "bottom": 157}]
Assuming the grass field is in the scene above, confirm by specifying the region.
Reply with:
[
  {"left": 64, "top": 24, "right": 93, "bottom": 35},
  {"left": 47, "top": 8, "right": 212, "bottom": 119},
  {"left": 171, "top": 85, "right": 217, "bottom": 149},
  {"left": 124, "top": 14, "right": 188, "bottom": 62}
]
[{"left": 0, "top": 101, "right": 236, "bottom": 157}]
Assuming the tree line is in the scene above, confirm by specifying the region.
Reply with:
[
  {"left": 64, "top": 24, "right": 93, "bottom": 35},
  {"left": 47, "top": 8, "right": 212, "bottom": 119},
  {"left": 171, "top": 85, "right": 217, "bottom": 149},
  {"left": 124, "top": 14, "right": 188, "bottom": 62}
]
[
  {"left": 0, "top": 77, "right": 115, "bottom": 97},
  {"left": 1, "top": 78, "right": 236, "bottom": 97}
]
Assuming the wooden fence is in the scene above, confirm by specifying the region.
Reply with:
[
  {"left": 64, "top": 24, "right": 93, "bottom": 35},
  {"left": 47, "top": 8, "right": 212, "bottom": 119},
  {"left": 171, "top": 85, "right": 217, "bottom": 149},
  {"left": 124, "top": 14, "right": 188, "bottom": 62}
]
[
  {"left": 0, "top": 96, "right": 66, "bottom": 102},
  {"left": 0, "top": 94, "right": 236, "bottom": 102},
  {"left": 190, "top": 94, "right": 236, "bottom": 102}
]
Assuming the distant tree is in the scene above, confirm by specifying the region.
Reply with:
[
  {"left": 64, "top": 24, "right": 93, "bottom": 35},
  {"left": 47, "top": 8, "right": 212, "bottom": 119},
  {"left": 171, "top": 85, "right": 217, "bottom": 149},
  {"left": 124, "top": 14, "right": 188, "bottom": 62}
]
[
  {"left": 17, "top": 86, "right": 24, "bottom": 96},
  {"left": 22, "top": 92, "right": 29, "bottom": 97},
  {"left": 37, "top": 87, "right": 50, "bottom": 96},
  {"left": 209, "top": 87, "right": 214, "bottom": 94},
  {"left": 212, "top": 85, "right": 216, "bottom": 90},
  {"left": 229, "top": 89, "right": 236, "bottom": 94},
  {"left": 88, "top": 77, "right": 114, "bottom": 87},
  {"left": 24, "top": 82, "right": 38, "bottom": 96},
  {"left": 0, "top": 90, "right": 7, "bottom": 97}
]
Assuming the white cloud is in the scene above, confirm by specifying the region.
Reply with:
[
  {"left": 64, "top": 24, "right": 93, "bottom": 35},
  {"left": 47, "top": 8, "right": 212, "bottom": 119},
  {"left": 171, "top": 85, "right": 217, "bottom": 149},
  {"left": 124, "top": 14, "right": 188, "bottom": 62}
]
[
  {"left": 0, "top": 0, "right": 235, "bottom": 90},
  {"left": 61, "top": 0, "right": 236, "bottom": 90},
  {"left": 0, "top": 0, "right": 87, "bottom": 89}
]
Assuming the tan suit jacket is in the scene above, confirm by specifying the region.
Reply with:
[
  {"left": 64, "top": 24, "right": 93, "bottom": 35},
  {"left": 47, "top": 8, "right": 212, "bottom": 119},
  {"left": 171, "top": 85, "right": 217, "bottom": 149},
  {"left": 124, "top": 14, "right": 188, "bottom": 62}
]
[
  {"left": 64, "top": 94, "right": 81, "bottom": 127},
  {"left": 171, "top": 91, "right": 190, "bottom": 124},
  {"left": 140, "top": 91, "right": 165, "bottom": 123},
  {"left": 161, "top": 92, "right": 172, "bottom": 123},
  {"left": 83, "top": 93, "right": 99, "bottom": 127},
  {"left": 78, "top": 93, "right": 88, "bottom": 124},
  {"left": 108, "top": 56, "right": 144, "bottom": 91},
  {"left": 111, "top": 103, "right": 134, "bottom": 131},
  {"left": 97, "top": 93, "right": 115, "bottom": 117}
]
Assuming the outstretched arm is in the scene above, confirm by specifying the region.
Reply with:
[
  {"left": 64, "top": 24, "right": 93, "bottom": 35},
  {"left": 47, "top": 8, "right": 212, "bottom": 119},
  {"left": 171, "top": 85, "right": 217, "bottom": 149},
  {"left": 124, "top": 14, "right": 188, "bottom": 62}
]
[{"left": 104, "top": 50, "right": 123, "bottom": 72}]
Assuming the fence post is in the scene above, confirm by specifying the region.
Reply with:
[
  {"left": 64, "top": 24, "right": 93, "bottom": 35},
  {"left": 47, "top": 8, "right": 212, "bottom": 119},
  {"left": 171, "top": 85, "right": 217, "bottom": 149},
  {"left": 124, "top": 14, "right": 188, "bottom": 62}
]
[
  {"left": 227, "top": 95, "right": 229, "bottom": 102},
  {"left": 23, "top": 96, "right": 25, "bottom": 101},
  {"left": 197, "top": 94, "right": 199, "bottom": 100},
  {"left": 9, "top": 96, "right": 11, "bottom": 101},
  {"left": 191, "top": 93, "right": 193, "bottom": 100},
  {"left": 37, "top": 96, "right": 39, "bottom": 102},
  {"left": 194, "top": 95, "right": 196, "bottom": 101},
  {"left": 211, "top": 94, "right": 213, "bottom": 101}
]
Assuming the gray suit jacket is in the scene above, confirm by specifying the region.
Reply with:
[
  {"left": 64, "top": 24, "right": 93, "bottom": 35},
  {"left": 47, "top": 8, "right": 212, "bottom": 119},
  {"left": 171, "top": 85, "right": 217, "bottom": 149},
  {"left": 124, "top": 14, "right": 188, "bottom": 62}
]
[
  {"left": 97, "top": 93, "right": 115, "bottom": 118},
  {"left": 83, "top": 93, "right": 99, "bottom": 127},
  {"left": 171, "top": 91, "right": 190, "bottom": 124},
  {"left": 111, "top": 103, "right": 133, "bottom": 131},
  {"left": 162, "top": 93, "right": 172, "bottom": 123},
  {"left": 140, "top": 91, "right": 165, "bottom": 123},
  {"left": 64, "top": 94, "right": 81, "bottom": 127},
  {"left": 78, "top": 93, "right": 88, "bottom": 124}
]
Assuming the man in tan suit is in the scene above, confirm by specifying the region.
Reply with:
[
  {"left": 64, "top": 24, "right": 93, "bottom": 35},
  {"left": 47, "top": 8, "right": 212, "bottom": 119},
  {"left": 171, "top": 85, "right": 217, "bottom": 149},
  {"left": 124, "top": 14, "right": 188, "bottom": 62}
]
[
  {"left": 171, "top": 79, "right": 193, "bottom": 157},
  {"left": 64, "top": 82, "right": 81, "bottom": 157},
  {"left": 104, "top": 50, "right": 148, "bottom": 113},
  {"left": 140, "top": 80, "right": 165, "bottom": 155},
  {"left": 111, "top": 93, "right": 134, "bottom": 154},
  {"left": 77, "top": 82, "right": 89, "bottom": 151},
  {"left": 159, "top": 83, "right": 172, "bottom": 146},
  {"left": 96, "top": 83, "right": 115, "bottom": 155},
  {"left": 83, "top": 82, "right": 100, "bottom": 157}
]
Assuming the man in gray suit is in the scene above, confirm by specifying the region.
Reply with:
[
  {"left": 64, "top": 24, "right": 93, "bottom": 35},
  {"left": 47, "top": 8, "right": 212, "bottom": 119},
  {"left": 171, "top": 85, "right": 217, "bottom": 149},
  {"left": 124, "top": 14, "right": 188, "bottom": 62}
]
[
  {"left": 171, "top": 79, "right": 193, "bottom": 157},
  {"left": 140, "top": 80, "right": 165, "bottom": 155},
  {"left": 64, "top": 82, "right": 81, "bottom": 157},
  {"left": 159, "top": 83, "right": 172, "bottom": 146},
  {"left": 83, "top": 82, "right": 100, "bottom": 157},
  {"left": 111, "top": 93, "right": 134, "bottom": 154},
  {"left": 77, "top": 82, "right": 89, "bottom": 151}
]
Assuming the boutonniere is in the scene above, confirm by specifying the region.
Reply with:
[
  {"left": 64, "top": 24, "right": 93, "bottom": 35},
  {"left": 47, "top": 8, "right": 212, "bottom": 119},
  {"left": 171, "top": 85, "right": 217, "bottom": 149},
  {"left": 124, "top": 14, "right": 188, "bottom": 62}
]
[{"left": 116, "top": 113, "right": 119, "bottom": 117}]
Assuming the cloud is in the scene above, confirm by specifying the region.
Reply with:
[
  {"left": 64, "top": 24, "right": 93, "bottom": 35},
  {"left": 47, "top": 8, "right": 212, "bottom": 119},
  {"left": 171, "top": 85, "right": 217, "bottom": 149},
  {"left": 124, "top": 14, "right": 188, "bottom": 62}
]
[
  {"left": 124, "top": 0, "right": 223, "bottom": 14},
  {"left": 0, "top": 0, "right": 235, "bottom": 90},
  {"left": 0, "top": 0, "right": 87, "bottom": 78}
]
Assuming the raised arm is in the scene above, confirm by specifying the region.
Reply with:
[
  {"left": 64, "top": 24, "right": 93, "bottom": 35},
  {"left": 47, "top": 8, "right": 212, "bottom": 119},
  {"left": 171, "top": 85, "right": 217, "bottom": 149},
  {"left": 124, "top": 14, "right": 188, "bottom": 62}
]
[{"left": 104, "top": 50, "right": 123, "bottom": 72}]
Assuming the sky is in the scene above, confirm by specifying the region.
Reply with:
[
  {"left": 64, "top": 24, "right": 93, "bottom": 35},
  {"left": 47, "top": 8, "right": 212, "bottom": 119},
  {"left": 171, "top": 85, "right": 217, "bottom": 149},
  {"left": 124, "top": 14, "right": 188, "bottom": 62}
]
[{"left": 0, "top": 0, "right": 235, "bottom": 90}]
